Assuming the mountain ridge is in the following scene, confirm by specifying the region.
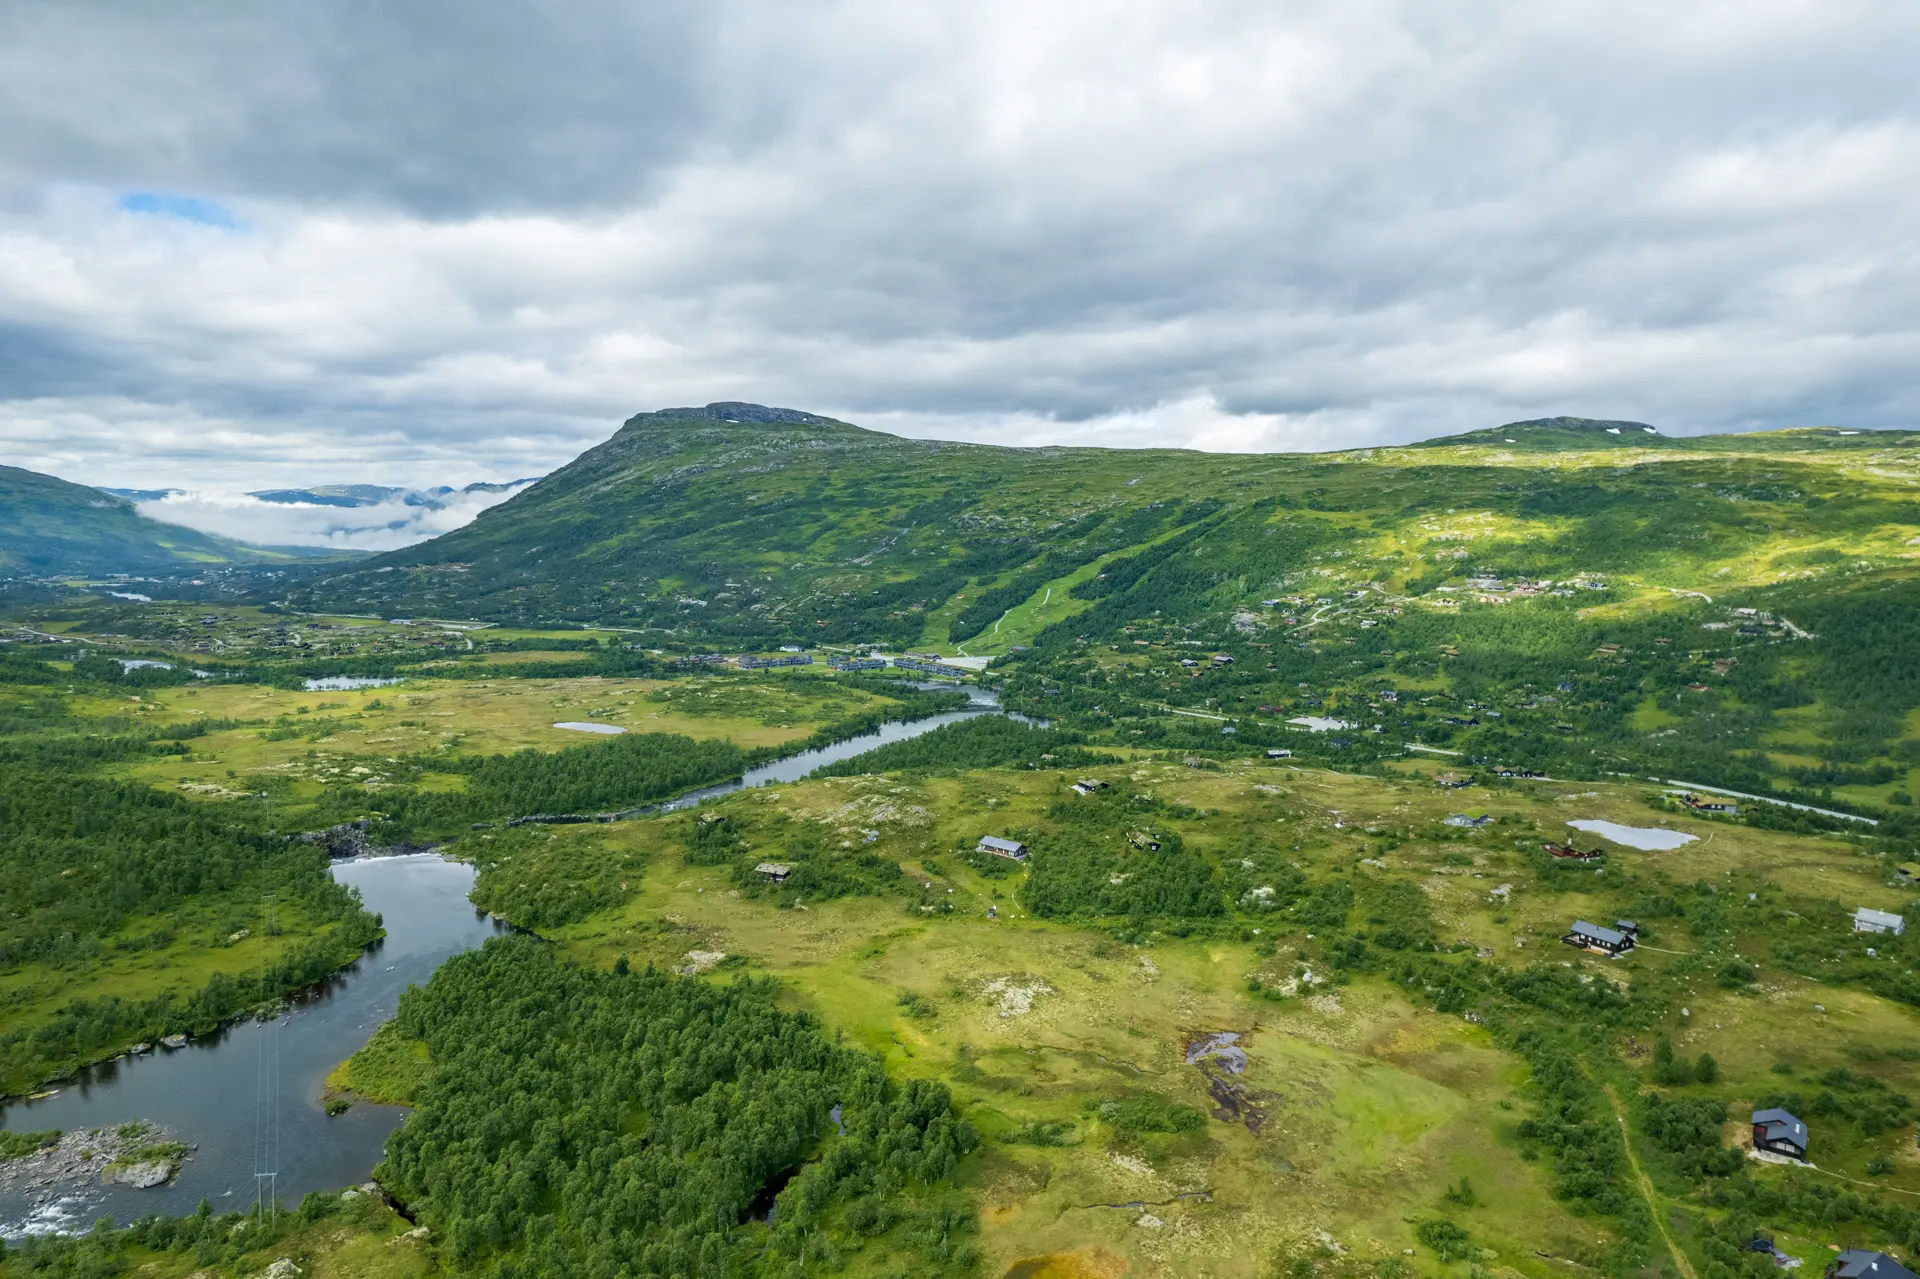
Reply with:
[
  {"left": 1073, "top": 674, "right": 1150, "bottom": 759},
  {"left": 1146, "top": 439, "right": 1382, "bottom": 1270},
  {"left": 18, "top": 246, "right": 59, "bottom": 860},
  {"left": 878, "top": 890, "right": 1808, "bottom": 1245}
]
[
  {"left": 0, "top": 464, "right": 292, "bottom": 576},
  {"left": 281, "top": 404, "right": 1920, "bottom": 656}
]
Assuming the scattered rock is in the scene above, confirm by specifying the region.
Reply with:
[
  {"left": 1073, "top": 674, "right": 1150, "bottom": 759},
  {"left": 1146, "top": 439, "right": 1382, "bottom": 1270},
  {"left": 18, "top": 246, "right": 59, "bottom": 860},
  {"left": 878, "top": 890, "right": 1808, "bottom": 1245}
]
[
  {"left": 102, "top": 1160, "right": 176, "bottom": 1189},
  {"left": 982, "top": 975, "right": 1054, "bottom": 1017},
  {"left": 1, "top": 1123, "right": 186, "bottom": 1199},
  {"left": 264, "top": 1259, "right": 303, "bottom": 1278}
]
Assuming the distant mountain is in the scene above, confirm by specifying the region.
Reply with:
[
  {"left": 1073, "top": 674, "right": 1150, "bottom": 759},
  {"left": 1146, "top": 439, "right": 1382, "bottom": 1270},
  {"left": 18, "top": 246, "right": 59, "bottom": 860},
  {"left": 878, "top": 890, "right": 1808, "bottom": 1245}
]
[
  {"left": 243, "top": 481, "right": 542, "bottom": 509},
  {"left": 1, "top": 465, "right": 290, "bottom": 575},
  {"left": 1413, "top": 415, "right": 1680, "bottom": 450},
  {"left": 284, "top": 402, "right": 1920, "bottom": 649}
]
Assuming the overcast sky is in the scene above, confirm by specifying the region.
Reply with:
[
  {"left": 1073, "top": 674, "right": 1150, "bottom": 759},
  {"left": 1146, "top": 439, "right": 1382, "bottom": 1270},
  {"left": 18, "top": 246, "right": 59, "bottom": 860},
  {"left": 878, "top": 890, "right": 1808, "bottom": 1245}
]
[{"left": 3, "top": 0, "right": 1917, "bottom": 495}]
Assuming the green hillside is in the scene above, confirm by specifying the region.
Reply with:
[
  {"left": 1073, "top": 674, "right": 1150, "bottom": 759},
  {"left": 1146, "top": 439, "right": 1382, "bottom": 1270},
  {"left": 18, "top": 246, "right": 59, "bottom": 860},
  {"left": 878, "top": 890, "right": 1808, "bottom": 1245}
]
[
  {"left": 285, "top": 404, "right": 1920, "bottom": 812},
  {"left": 0, "top": 464, "right": 283, "bottom": 575}
]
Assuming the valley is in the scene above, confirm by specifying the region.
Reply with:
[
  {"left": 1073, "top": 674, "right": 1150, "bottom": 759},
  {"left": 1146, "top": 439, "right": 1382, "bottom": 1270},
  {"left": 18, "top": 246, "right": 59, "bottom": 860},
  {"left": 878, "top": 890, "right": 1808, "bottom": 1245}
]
[{"left": 3, "top": 406, "right": 1920, "bottom": 1279}]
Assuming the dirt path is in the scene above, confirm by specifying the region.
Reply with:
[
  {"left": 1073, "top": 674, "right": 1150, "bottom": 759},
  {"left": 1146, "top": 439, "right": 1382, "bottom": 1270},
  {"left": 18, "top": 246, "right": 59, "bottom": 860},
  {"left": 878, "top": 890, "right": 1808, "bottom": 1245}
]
[{"left": 1602, "top": 1082, "right": 1697, "bottom": 1279}]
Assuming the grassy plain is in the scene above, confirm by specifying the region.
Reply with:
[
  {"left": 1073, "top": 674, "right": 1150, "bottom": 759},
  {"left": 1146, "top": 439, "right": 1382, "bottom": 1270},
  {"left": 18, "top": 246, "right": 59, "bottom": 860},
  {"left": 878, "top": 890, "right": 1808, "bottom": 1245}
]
[
  {"left": 422, "top": 755, "right": 1920, "bottom": 1276},
  {"left": 100, "top": 672, "right": 893, "bottom": 800},
  {"left": 324, "top": 1020, "right": 431, "bottom": 1106}
]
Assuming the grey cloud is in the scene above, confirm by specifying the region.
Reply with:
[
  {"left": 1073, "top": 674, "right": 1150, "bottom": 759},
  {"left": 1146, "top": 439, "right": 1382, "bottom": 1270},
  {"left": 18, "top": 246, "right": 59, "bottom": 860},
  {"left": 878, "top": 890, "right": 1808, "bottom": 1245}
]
[
  {"left": 0, "top": 0, "right": 716, "bottom": 216},
  {"left": 1, "top": 1, "right": 1918, "bottom": 490}
]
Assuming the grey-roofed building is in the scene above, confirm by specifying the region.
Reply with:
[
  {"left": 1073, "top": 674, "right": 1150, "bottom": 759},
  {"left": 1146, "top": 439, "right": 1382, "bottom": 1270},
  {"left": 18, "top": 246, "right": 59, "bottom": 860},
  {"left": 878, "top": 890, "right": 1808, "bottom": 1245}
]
[
  {"left": 1827, "top": 1252, "right": 1916, "bottom": 1279},
  {"left": 1752, "top": 1107, "right": 1808, "bottom": 1160},
  {"left": 1563, "top": 919, "right": 1634, "bottom": 956},
  {"left": 977, "top": 835, "right": 1029, "bottom": 862},
  {"left": 753, "top": 862, "right": 792, "bottom": 883},
  {"left": 1855, "top": 907, "right": 1905, "bottom": 935}
]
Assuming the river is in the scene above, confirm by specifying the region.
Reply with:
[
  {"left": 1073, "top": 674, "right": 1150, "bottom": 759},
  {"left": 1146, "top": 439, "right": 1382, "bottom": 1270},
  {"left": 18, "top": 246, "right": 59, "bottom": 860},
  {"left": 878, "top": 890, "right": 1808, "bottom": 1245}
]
[
  {"left": 0, "top": 856, "right": 506, "bottom": 1237},
  {"left": 1, "top": 684, "right": 1014, "bottom": 1236}
]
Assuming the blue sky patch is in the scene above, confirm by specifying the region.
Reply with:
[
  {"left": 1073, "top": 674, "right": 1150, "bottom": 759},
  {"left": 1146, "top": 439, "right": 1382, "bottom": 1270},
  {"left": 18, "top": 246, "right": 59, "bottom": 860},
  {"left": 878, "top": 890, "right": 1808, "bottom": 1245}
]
[{"left": 120, "top": 192, "right": 238, "bottom": 228}]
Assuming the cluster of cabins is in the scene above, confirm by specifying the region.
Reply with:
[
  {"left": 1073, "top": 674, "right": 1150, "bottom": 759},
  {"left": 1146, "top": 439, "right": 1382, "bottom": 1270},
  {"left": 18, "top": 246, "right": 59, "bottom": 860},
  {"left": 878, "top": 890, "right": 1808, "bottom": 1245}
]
[
  {"left": 891, "top": 657, "right": 974, "bottom": 679},
  {"left": 704, "top": 650, "right": 977, "bottom": 678},
  {"left": 738, "top": 653, "right": 813, "bottom": 670},
  {"left": 1678, "top": 792, "right": 1739, "bottom": 815},
  {"left": 1544, "top": 839, "right": 1605, "bottom": 862}
]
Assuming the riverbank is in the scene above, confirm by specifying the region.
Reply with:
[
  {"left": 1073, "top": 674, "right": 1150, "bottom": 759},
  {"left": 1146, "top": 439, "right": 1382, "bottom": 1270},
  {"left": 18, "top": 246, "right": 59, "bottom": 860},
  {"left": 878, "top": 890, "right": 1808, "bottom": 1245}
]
[{"left": 1, "top": 857, "right": 502, "bottom": 1239}]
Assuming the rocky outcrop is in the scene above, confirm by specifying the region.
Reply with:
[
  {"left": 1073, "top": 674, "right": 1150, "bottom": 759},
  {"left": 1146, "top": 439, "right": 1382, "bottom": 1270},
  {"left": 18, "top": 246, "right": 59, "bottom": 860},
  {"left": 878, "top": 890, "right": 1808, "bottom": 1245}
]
[
  {"left": 101, "top": 1158, "right": 177, "bottom": 1188},
  {"left": 0, "top": 1123, "right": 188, "bottom": 1205},
  {"left": 293, "top": 819, "right": 439, "bottom": 859}
]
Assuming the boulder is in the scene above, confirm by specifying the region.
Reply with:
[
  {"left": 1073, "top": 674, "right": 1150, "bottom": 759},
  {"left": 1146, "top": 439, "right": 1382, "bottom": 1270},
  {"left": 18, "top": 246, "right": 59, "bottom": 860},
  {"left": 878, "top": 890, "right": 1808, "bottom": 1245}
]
[{"left": 101, "top": 1159, "right": 176, "bottom": 1189}]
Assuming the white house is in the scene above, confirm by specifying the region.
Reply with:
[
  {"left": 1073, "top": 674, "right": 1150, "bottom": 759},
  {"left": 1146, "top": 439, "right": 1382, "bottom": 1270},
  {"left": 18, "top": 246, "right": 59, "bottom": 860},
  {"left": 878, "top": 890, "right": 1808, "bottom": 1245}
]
[{"left": 1854, "top": 907, "right": 1905, "bottom": 935}]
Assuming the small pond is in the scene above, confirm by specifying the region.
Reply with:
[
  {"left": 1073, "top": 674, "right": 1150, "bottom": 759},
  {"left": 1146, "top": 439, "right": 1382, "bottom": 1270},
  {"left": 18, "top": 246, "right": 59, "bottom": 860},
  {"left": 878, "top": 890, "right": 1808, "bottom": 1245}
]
[
  {"left": 1567, "top": 819, "right": 1697, "bottom": 851},
  {"left": 1287, "top": 716, "right": 1354, "bottom": 732},
  {"left": 553, "top": 721, "right": 625, "bottom": 734}
]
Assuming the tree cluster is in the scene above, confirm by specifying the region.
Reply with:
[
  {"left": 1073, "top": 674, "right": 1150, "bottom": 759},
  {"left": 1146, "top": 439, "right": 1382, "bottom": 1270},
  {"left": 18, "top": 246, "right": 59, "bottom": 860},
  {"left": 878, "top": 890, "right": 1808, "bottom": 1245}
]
[{"left": 377, "top": 935, "right": 978, "bottom": 1277}]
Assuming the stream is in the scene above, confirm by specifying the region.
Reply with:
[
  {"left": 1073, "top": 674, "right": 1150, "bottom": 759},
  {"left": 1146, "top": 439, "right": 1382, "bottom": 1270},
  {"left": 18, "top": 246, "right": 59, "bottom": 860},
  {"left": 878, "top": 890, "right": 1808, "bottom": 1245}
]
[{"left": 1, "top": 683, "right": 1014, "bottom": 1236}]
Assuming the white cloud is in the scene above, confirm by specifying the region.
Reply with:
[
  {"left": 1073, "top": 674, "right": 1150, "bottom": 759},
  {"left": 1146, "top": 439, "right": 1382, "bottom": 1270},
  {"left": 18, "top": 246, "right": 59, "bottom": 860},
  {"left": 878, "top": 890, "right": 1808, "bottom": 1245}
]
[
  {"left": 133, "top": 484, "right": 535, "bottom": 552},
  {"left": 0, "top": 0, "right": 1918, "bottom": 488}
]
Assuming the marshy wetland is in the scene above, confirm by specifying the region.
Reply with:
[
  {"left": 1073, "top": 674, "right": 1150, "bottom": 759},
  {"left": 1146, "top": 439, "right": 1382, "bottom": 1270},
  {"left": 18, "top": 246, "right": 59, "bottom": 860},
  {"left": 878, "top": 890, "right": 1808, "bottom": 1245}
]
[{"left": 8, "top": 603, "right": 1920, "bottom": 1277}]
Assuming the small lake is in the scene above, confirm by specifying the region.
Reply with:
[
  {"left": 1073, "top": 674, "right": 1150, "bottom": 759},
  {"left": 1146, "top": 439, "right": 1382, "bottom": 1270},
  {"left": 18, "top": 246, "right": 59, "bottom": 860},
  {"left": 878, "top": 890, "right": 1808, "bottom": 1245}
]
[
  {"left": 1567, "top": 819, "right": 1697, "bottom": 851},
  {"left": 1287, "top": 716, "right": 1354, "bottom": 732},
  {"left": 554, "top": 721, "right": 625, "bottom": 734},
  {"left": 0, "top": 856, "right": 507, "bottom": 1238},
  {"left": 302, "top": 676, "right": 404, "bottom": 691}
]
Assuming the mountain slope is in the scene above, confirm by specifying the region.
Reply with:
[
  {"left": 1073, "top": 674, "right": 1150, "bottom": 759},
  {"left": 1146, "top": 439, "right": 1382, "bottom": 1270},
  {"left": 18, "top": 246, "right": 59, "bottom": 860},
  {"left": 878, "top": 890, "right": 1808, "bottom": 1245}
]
[
  {"left": 290, "top": 403, "right": 1920, "bottom": 645},
  {"left": 0, "top": 464, "right": 285, "bottom": 575}
]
